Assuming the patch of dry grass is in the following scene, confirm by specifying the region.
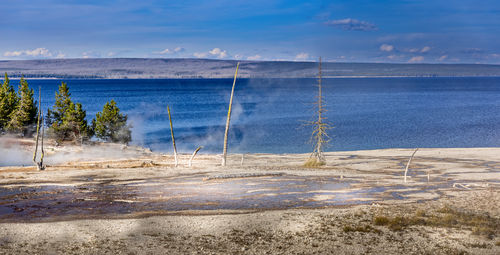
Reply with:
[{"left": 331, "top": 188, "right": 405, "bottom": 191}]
[
  {"left": 303, "top": 157, "right": 325, "bottom": 168},
  {"left": 373, "top": 205, "right": 500, "bottom": 239},
  {"left": 343, "top": 224, "right": 381, "bottom": 234}
]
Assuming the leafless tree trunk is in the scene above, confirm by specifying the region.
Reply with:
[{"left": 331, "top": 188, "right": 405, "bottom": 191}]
[
  {"left": 33, "top": 87, "right": 45, "bottom": 170},
  {"left": 188, "top": 146, "right": 203, "bottom": 168},
  {"left": 33, "top": 88, "right": 41, "bottom": 165},
  {"left": 222, "top": 62, "right": 240, "bottom": 166},
  {"left": 39, "top": 114, "right": 45, "bottom": 170},
  {"left": 167, "top": 105, "right": 178, "bottom": 167},
  {"left": 404, "top": 148, "right": 419, "bottom": 183},
  {"left": 305, "top": 57, "right": 330, "bottom": 167},
  {"left": 315, "top": 57, "right": 325, "bottom": 161}
]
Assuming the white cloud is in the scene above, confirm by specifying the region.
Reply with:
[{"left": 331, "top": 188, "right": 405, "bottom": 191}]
[
  {"left": 421, "top": 46, "right": 431, "bottom": 53},
  {"left": 4, "top": 51, "right": 22, "bottom": 57},
  {"left": 407, "top": 46, "right": 431, "bottom": 53},
  {"left": 157, "top": 48, "right": 171, "bottom": 54},
  {"left": 380, "top": 44, "right": 394, "bottom": 52},
  {"left": 408, "top": 56, "right": 424, "bottom": 63},
  {"left": 194, "top": 48, "right": 229, "bottom": 59},
  {"left": 438, "top": 55, "right": 448, "bottom": 61},
  {"left": 55, "top": 53, "right": 66, "bottom": 59},
  {"left": 295, "top": 52, "right": 309, "bottom": 61},
  {"left": 324, "top": 18, "right": 377, "bottom": 31},
  {"left": 193, "top": 52, "right": 208, "bottom": 58},
  {"left": 387, "top": 55, "right": 397, "bottom": 60},
  {"left": 155, "top": 47, "right": 185, "bottom": 55},
  {"left": 82, "top": 51, "right": 101, "bottom": 58},
  {"left": 4, "top": 47, "right": 53, "bottom": 58},
  {"left": 209, "top": 48, "right": 228, "bottom": 58},
  {"left": 247, "top": 54, "right": 262, "bottom": 60}
]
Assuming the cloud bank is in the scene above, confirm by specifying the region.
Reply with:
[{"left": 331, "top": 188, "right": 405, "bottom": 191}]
[
  {"left": 324, "top": 18, "right": 378, "bottom": 31},
  {"left": 380, "top": 44, "right": 394, "bottom": 52},
  {"left": 4, "top": 48, "right": 54, "bottom": 58},
  {"left": 155, "top": 47, "right": 185, "bottom": 55},
  {"left": 194, "top": 48, "right": 229, "bottom": 59}
]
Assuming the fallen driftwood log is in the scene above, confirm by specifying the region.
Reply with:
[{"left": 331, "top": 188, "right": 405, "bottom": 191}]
[
  {"left": 404, "top": 148, "right": 419, "bottom": 183},
  {"left": 453, "top": 183, "right": 491, "bottom": 189},
  {"left": 204, "top": 172, "right": 284, "bottom": 181},
  {"left": 453, "top": 183, "right": 472, "bottom": 190},
  {"left": 188, "top": 146, "right": 203, "bottom": 168}
]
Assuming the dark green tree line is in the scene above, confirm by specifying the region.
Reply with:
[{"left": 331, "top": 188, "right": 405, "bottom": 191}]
[
  {"left": 1, "top": 74, "right": 132, "bottom": 144},
  {"left": 0, "top": 73, "right": 37, "bottom": 135}
]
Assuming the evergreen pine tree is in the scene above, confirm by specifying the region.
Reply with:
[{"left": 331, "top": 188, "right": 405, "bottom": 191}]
[
  {"left": 6, "top": 76, "right": 37, "bottom": 135},
  {"left": 92, "top": 100, "right": 131, "bottom": 144},
  {"left": 47, "top": 82, "right": 90, "bottom": 142},
  {"left": 0, "top": 73, "right": 19, "bottom": 131}
]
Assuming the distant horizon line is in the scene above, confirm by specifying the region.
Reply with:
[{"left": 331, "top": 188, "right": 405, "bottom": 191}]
[{"left": 1, "top": 57, "right": 500, "bottom": 66}]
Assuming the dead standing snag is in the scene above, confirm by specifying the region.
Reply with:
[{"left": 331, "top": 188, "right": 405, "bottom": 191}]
[
  {"left": 33, "top": 87, "right": 45, "bottom": 170},
  {"left": 304, "top": 57, "right": 331, "bottom": 167},
  {"left": 167, "top": 105, "right": 178, "bottom": 167},
  {"left": 222, "top": 62, "right": 240, "bottom": 167}
]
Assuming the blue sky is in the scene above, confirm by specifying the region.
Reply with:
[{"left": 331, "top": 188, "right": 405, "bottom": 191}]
[{"left": 1, "top": 0, "right": 500, "bottom": 63}]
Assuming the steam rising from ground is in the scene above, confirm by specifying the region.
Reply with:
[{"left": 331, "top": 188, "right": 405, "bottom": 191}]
[
  {"left": 0, "top": 136, "right": 32, "bottom": 167},
  {"left": 0, "top": 136, "right": 151, "bottom": 167}
]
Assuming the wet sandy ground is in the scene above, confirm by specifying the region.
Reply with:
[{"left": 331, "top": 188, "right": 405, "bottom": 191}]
[{"left": 0, "top": 146, "right": 499, "bottom": 254}]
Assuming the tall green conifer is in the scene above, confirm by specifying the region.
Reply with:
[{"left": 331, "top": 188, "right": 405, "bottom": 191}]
[
  {"left": 6, "top": 76, "right": 37, "bottom": 135},
  {"left": 0, "top": 73, "right": 18, "bottom": 130},
  {"left": 92, "top": 100, "right": 131, "bottom": 144},
  {"left": 47, "top": 82, "right": 90, "bottom": 142}
]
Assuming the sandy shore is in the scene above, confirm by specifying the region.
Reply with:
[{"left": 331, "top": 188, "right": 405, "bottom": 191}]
[{"left": 0, "top": 144, "right": 499, "bottom": 254}]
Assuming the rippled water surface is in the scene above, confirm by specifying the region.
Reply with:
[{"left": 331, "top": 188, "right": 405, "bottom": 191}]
[{"left": 18, "top": 77, "right": 500, "bottom": 153}]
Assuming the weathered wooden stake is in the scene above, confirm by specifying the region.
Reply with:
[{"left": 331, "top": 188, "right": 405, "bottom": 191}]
[
  {"left": 222, "top": 62, "right": 240, "bottom": 166},
  {"left": 404, "top": 148, "right": 419, "bottom": 183},
  {"left": 188, "top": 146, "right": 203, "bottom": 168},
  {"left": 167, "top": 105, "right": 178, "bottom": 167}
]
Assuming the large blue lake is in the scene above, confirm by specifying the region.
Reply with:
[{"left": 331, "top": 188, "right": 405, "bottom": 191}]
[{"left": 18, "top": 77, "right": 500, "bottom": 153}]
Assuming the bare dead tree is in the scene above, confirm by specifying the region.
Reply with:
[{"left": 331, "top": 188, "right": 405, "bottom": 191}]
[
  {"left": 33, "top": 87, "right": 45, "bottom": 170},
  {"left": 304, "top": 57, "right": 331, "bottom": 167},
  {"left": 222, "top": 62, "right": 240, "bottom": 166},
  {"left": 188, "top": 146, "right": 203, "bottom": 168},
  {"left": 404, "top": 148, "right": 419, "bottom": 183},
  {"left": 167, "top": 105, "right": 178, "bottom": 167},
  {"left": 39, "top": 114, "right": 45, "bottom": 169}
]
